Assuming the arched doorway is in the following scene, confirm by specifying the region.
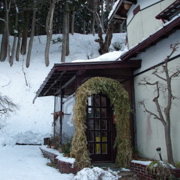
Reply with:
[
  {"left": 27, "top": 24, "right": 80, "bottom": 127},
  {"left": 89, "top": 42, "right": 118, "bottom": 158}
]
[
  {"left": 86, "top": 94, "right": 116, "bottom": 162},
  {"left": 70, "top": 77, "right": 132, "bottom": 168}
]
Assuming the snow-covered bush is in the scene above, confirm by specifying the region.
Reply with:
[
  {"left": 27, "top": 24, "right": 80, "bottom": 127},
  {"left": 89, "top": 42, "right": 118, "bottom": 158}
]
[{"left": 73, "top": 167, "right": 120, "bottom": 180}]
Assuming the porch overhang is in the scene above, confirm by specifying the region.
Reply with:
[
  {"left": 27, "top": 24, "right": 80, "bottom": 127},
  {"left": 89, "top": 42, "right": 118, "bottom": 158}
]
[
  {"left": 108, "top": 0, "right": 137, "bottom": 24},
  {"left": 33, "top": 60, "right": 141, "bottom": 103}
]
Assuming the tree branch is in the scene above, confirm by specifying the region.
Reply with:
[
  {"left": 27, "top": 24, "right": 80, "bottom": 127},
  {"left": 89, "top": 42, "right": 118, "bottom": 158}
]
[{"left": 139, "top": 100, "right": 161, "bottom": 120}]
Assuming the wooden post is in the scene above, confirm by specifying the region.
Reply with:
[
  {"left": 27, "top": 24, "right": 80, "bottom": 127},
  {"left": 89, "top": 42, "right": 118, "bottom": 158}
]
[
  {"left": 59, "top": 90, "right": 64, "bottom": 145},
  {"left": 53, "top": 96, "right": 56, "bottom": 137}
]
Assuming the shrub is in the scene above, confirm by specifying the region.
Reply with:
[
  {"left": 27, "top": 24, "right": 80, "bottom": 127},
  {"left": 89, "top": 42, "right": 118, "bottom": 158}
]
[
  {"left": 112, "top": 41, "right": 123, "bottom": 51},
  {"left": 52, "top": 37, "right": 62, "bottom": 44}
]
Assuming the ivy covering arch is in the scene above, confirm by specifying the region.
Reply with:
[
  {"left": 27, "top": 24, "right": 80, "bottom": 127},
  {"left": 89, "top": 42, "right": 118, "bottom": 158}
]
[{"left": 70, "top": 77, "right": 132, "bottom": 169}]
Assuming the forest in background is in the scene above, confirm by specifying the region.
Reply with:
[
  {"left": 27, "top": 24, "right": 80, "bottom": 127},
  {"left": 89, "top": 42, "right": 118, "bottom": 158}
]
[{"left": 0, "top": 0, "right": 125, "bottom": 67}]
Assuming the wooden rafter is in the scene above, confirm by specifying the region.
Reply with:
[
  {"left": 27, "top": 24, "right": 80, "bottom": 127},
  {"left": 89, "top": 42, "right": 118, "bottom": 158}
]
[{"left": 43, "top": 71, "right": 66, "bottom": 96}]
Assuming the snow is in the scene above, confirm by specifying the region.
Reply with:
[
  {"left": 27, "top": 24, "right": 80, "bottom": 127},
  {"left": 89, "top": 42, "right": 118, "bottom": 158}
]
[
  {"left": 131, "top": 160, "right": 152, "bottom": 166},
  {"left": 131, "top": 160, "right": 176, "bottom": 169},
  {"left": 0, "top": 145, "right": 74, "bottom": 180},
  {"left": 72, "top": 51, "right": 123, "bottom": 63},
  {"left": 0, "top": 145, "right": 122, "bottom": 180},
  {"left": 73, "top": 167, "right": 121, "bottom": 180},
  {"left": 108, "top": 0, "right": 121, "bottom": 20},
  {"left": 0, "top": 33, "right": 126, "bottom": 146},
  {"left": 0, "top": 33, "right": 127, "bottom": 179},
  {"left": 41, "top": 146, "right": 76, "bottom": 164}
]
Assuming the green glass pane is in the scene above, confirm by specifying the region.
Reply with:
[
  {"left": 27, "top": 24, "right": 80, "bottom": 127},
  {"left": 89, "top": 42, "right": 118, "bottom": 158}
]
[
  {"left": 95, "top": 108, "right": 100, "bottom": 118},
  {"left": 101, "top": 96, "right": 107, "bottom": 107},
  {"left": 101, "top": 108, "right": 107, "bottom": 118},
  {"left": 88, "top": 108, "right": 93, "bottom": 118},
  {"left": 89, "top": 131, "right": 94, "bottom": 142},
  {"left": 88, "top": 120, "right": 93, "bottom": 130},
  {"left": 94, "top": 95, "right": 100, "bottom": 107},
  {"left": 101, "top": 120, "right": 107, "bottom": 130},
  {"left": 96, "top": 143, "right": 101, "bottom": 154},
  {"left": 88, "top": 144, "right": 94, "bottom": 154},
  {"left": 102, "top": 131, "right": 107, "bottom": 142},
  {"left": 102, "top": 144, "right": 107, "bottom": 154},
  {"left": 95, "top": 132, "right": 100, "bottom": 142},
  {"left": 95, "top": 120, "right": 100, "bottom": 130}
]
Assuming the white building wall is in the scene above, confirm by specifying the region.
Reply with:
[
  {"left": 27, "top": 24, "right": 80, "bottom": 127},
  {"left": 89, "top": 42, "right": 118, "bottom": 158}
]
[
  {"left": 127, "top": 0, "right": 174, "bottom": 48},
  {"left": 134, "top": 57, "right": 180, "bottom": 162},
  {"left": 54, "top": 96, "right": 75, "bottom": 142},
  {"left": 132, "top": 30, "right": 180, "bottom": 162},
  {"left": 62, "top": 97, "right": 75, "bottom": 142}
]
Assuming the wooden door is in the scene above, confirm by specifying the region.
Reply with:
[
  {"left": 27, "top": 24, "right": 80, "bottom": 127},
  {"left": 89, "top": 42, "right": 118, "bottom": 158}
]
[{"left": 86, "top": 94, "right": 115, "bottom": 162}]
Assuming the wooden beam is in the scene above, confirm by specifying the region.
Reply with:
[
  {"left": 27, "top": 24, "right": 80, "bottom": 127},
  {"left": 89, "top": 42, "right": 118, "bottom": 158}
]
[
  {"left": 123, "top": 0, "right": 133, "bottom": 5},
  {"left": 114, "top": 14, "right": 127, "bottom": 20},
  {"left": 55, "top": 75, "right": 76, "bottom": 96},
  {"left": 43, "top": 71, "right": 66, "bottom": 96}
]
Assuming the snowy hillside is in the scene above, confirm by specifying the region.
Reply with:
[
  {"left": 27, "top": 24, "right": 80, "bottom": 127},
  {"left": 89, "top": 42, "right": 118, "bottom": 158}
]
[{"left": 0, "top": 33, "right": 126, "bottom": 146}]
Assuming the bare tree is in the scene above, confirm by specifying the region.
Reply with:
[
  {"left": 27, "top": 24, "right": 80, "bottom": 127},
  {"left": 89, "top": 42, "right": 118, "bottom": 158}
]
[
  {"left": 0, "top": 0, "right": 11, "bottom": 62},
  {"left": 71, "top": 5, "right": 75, "bottom": 35},
  {"left": 45, "top": 0, "right": 56, "bottom": 67},
  {"left": 61, "top": 1, "right": 69, "bottom": 63},
  {"left": 9, "top": 0, "right": 18, "bottom": 66},
  {"left": 86, "top": 0, "right": 115, "bottom": 54},
  {"left": 0, "top": 94, "right": 17, "bottom": 119},
  {"left": 139, "top": 43, "right": 180, "bottom": 165},
  {"left": 26, "top": 0, "right": 37, "bottom": 68}
]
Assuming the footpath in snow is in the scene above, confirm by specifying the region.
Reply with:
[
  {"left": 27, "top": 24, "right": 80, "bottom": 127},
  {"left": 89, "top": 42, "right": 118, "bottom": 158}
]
[{"left": 0, "top": 145, "right": 74, "bottom": 180}]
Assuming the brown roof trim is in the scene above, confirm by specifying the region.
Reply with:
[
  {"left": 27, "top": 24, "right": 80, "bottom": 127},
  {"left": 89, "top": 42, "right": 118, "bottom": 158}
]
[
  {"left": 120, "top": 16, "right": 180, "bottom": 61},
  {"left": 53, "top": 60, "right": 141, "bottom": 71},
  {"left": 156, "top": 0, "right": 180, "bottom": 21},
  {"left": 33, "top": 60, "right": 141, "bottom": 102}
]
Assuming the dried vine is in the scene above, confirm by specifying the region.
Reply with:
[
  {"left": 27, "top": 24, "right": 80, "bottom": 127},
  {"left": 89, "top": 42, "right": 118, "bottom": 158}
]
[{"left": 70, "top": 77, "right": 132, "bottom": 169}]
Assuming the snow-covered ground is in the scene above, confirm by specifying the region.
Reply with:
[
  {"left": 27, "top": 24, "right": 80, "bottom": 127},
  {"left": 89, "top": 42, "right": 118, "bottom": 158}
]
[
  {"left": 0, "top": 145, "right": 74, "bottom": 180},
  {"left": 0, "top": 33, "right": 126, "bottom": 146},
  {"left": 0, "top": 145, "right": 122, "bottom": 180}
]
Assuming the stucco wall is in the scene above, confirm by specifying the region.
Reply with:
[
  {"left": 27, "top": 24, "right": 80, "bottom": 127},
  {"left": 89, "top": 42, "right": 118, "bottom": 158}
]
[
  {"left": 127, "top": 0, "right": 174, "bottom": 48},
  {"left": 132, "top": 30, "right": 180, "bottom": 162},
  {"left": 134, "top": 57, "right": 180, "bottom": 162}
]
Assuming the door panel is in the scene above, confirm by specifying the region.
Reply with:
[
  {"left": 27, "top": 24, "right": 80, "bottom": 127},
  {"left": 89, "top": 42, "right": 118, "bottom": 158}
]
[{"left": 86, "top": 94, "right": 114, "bottom": 162}]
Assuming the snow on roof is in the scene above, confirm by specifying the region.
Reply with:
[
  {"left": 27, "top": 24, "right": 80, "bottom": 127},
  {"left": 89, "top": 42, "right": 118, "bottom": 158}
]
[
  {"left": 72, "top": 50, "right": 124, "bottom": 63},
  {"left": 108, "top": 0, "right": 121, "bottom": 20}
]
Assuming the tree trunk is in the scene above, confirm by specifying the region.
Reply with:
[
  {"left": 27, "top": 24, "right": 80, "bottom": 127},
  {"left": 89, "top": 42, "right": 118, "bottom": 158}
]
[
  {"left": 16, "top": 32, "right": 21, "bottom": 61},
  {"left": 45, "top": 0, "right": 56, "bottom": 67},
  {"left": 0, "top": 0, "right": 10, "bottom": 62},
  {"left": 26, "top": 3, "right": 36, "bottom": 68},
  {"left": 71, "top": 6, "right": 75, "bottom": 35},
  {"left": 6, "top": 0, "right": 11, "bottom": 63},
  {"left": 0, "top": 26, "right": 8, "bottom": 61},
  {"left": 83, "top": 20, "right": 86, "bottom": 34},
  {"left": 10, "top": 7, "right": 18, "bottom": 66},
  {"left": 164, "top": 124, "right": 174, "bottom": 164},
  {"left": 100, "top": 0, "right": 104, "bottom": 32},
  {"left": 21, "top": 10, "right": 30, "bottom": 55},
  {"left": 66, "top": 4, "right": 69, "bottom": 57},
  {"left": 95, "top": 22, "right": 114, "bottom": 54},
  {"left": 92, "top": 13, "right": 95, "bottom": 36},
  {"left": 61, "top": 2, "right": 68, "bottom": 63}
]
